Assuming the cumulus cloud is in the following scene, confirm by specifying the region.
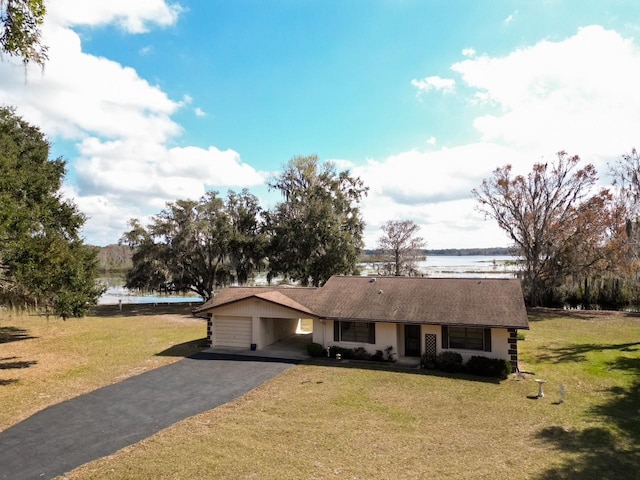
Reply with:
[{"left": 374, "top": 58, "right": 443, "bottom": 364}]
[
  {"left": 411, "top": 75, "right": 456, "bottom": 95},
  {"left": 0, "top": 1, "right": 263, "bottom": 245},
  {"left": 461, "top": 48, "right": 476, "bottom": 57},
  {"left": 451, "top": 25, "right": 640, "bottom": 157},
  {"left": 194, "top": 107, "right": 206, "bottom": 117},
  {"left": 365, "top": 25, "right": 640, "bottom": 248},
  {"left": 47, "top": 0, "right": 183, "bottom": 33}
]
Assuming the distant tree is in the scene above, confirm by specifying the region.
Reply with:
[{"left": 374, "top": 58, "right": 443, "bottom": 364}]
[
  {"left": 226, "top": 189, "right": 268, "bottom": 285},
  {"left": 376, "top": 220, "right": 426, "bottom": 276},
  {"left": 474, "top": 151, "right": 624, "bottom": 306},
  {"left": 266, "top": 155, "right": 368, "bottom": 286},
  {"left": 1, "top": 0, "right": 48, "bottom": 67},
  {"left": 121, "top": 190, "right": 267, "bottom": 301},
  {"left": 0, "top": 106, "right": 103, "bottom": 317}
]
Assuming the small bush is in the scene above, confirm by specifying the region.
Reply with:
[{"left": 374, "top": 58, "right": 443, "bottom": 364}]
[
  {"left": 352, "top": 347, "right": 371, "bottom": 360},
  {"left": 371, "top": 350, "right": 384, "bottom": 362},
  {"left": 436, "top": 351, "right": 463, "bottom": 372},
  {"left": 517, "top": 332, "right": 526, "bottom": 341},
  {"left": 328, "top": 346, "right": 355, "bottom": 359},
  {"left": 466, "top": 356, "right": 512, "bottom": 379},
  {"left": 307, "top": 342, "right": 324, "bottom": 357},
  {"left": 421, "top": 354, "right": 437, "bottom": 369}
]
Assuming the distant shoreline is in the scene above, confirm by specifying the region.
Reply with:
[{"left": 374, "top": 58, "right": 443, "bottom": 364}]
[{"left": 363, "top": 247, "right": 514, "bottom": 257}]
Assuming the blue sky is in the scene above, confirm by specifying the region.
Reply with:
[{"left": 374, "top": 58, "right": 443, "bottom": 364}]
[{"left": 2, "top": 1, "right": 640, "bottom": 249}]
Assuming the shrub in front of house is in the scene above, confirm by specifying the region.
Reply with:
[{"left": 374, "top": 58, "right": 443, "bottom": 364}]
[
  {"left": 421, "top": 354, "right": 437, "bottom": 369},
  {"left": 307, "top": 342, "right": 325, "bottom": 357},
  {"left": 436, "top": 351, "right": 463, "bottom": 372},
  {"left": 352, "top": 347, "right": 371, "bottom": 360},
  {"left": 465, "top": 355, "right": 512, "bottom": 379}
]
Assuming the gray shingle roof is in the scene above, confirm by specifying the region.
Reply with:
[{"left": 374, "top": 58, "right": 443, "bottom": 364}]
[{"left": 195, "top": 276, "right": 529, "bottom": 329}]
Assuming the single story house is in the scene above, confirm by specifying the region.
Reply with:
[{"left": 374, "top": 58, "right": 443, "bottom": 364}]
[{"left": 195, "top": 276, "right": 529, "bottom": 368}]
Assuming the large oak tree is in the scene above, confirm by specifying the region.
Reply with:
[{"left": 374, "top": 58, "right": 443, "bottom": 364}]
[
  {"left": 474, "top": 151, "right": 624, "bottom": 306},
  {"left": 265, "top": 155, "right": 368, "bottom": 286},
  {"left": 122, "top": 190, "right": 267, "bottom": 301},
  {"left": 0, "top": 107, "right": 103, "bottom": 317}
]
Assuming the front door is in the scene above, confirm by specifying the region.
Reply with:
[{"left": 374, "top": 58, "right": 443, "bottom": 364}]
[{"left": 404, "top": 324, "right": 421, "bottom": 357}]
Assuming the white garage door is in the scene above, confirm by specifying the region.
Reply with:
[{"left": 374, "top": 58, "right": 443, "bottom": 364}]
[{"left": 214, "top": 316, "right": 252, "bottom": 348}]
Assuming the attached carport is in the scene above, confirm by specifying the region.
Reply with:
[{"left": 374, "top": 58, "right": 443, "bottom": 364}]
[{"left": 196, "top": 288, "right": 318, "bottom": 351}]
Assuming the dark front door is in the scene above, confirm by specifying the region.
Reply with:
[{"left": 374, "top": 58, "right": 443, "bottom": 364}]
[{"left": 405, "top": 324, "right": 421, "bottom": 357}]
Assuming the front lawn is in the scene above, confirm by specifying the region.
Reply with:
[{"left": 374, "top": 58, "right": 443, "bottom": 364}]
[
  {"left": 0, "top": 305, "right": 206, "bottom": 431},
  {"left": 62, "top": 309, "right": 640, "bottom": 479}
]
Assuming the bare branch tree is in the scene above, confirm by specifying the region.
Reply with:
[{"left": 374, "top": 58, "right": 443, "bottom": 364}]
[{"left": 377, "top": 220, "right": 426, "bottom": 276}]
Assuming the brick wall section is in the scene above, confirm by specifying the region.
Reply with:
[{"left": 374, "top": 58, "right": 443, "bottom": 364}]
[
  {"left": 206, "top": 314, "right": 213, "bottom": 347},
  {"left": 507, "top": 328, "right": 518, "bottom": 370}
]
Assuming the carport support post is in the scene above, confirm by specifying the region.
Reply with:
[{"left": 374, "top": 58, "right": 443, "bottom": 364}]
[{"left": 252, "top": 315, "right": 260, "bottom": 350}]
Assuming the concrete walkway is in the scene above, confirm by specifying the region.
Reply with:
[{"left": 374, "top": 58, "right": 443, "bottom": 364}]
[{"left": 0, "top": 352, "right": 297, "bottom": 480}]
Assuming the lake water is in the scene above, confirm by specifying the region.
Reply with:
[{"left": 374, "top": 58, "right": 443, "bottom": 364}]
[
  {"left": 98, "top": 255, "right": 519, "bottom": 304},
  {"left": 360, "top": 255, "right": 519, "bottom": 279},
  {"left": 98, "top": 284, "right": 203, "bottom": 305}
]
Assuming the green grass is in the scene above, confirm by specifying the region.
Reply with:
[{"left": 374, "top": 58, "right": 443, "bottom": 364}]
[
  {"left": 0, "top": 305, "right": 207, "bottom": 431},
  {"left": 60, "top": 308, "right": 640, "bottom": 479}
]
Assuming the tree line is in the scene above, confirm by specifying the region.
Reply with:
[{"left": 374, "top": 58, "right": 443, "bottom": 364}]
[{"left": 5, "top": 106, "right": 640, "bottom": 315}]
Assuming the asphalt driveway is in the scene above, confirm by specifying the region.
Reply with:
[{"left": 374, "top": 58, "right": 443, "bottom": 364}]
[{"left": 0, "top": 352, "right": 297, "bottom": 480}]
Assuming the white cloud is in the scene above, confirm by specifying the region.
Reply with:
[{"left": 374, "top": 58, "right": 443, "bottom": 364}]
[
  {"left": 427, "top": 137, "right": 437, "bottom": 146},
  {"left": 0, "top": 2, "right": 263, "bottom": 245},
  {"left": 451, "top": 25, "right": 640, "bottom": 157},
  {"left": 194, "top": 107, "right": 206, "bottom": 117},
  {"left": 47, "top": 0, "right": 183, "bottom": 33},
  {"left": 462, "top": 48, "right": 476, "bottom": 57},
  {"left": 504, "top": 11, "right": 517, "bottom": 25},
  {"left": 411, "top": 75, "right": 456, "bottom": 95},
  {"left": 362, "top": 25, "right": 640, "bottom": 249}
]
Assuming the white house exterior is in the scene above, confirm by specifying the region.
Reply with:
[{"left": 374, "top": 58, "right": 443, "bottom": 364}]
[{"left": 195, "top": 276, "right": 529, "bottom": 368}]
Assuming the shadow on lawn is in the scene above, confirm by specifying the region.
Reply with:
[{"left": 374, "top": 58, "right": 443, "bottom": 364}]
[
  {"left": 90, "top": 303, "right": 204, "bottom": 318},
  {"left": 0, "top": 326, "right": 37, "bottom": 344},
  {"left": 156, "top": 338, "right": 209, "bottom": 357},
  {"left": 532, "top": 341, "right": 640, "bottom": 363},
  {"left": 0, "top": 355, "right": 37, "bottom": 388},
  {"left": 534, "top": 357, "right": 640, "bottom": 478}
]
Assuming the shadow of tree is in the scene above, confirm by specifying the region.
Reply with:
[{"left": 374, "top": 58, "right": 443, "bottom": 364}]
[
  {"left": 90, "top": 303, "right": 203, "bottom": 318},
  {"left": 0, "top": 379, "right": 17, "bottom": 386},
  {"left": 534, "top": 355, "right": 640, "bottom": 478},
  {"left": 0, "top": 326, "right": 37, "bottom": 344},
  {"left": 532, "top": 342, "right": 640, "bottom": 364},
  {"left": 0, "top": 357, "right": 37, "bottom": 370}
]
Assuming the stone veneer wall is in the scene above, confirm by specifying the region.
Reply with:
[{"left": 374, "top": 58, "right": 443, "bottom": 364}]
[
  {"left": 206, "top": 314, "right": 213, "bottom": 347},
  {"left": 507, "top": 328, "right": 519, "bottom": 370}
]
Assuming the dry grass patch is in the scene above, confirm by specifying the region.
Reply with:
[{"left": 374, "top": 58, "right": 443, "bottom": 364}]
[
  {"left": 65, "top": 309, "right": 640, "bottom": 480},
  {"left": 0, "top": 306, "right": 206, "bottom": 431}
]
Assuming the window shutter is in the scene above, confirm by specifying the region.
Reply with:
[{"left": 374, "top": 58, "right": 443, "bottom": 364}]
[
  {"left": 368, "top": 323, "right": 376, "bottom": 344},
  {"left": 483, "top": 328, "right": 492, "bottom": 352},
  {"left": 333, "top": 321, "right": 340, "bottom": 342},
  {"left": 441, "top": 326, "right": 449, "bottom": 349}
]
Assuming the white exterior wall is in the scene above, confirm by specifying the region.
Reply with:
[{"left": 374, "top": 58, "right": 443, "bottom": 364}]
[
  {"left": 422, "top": 325, "right": 511, "bottom": 363},
  {"left": 259, "top": 317, "right": 298, "bottom": 349},
  {"left": 312, "top": 320, "right": 398, "bottom": 355},
  {"left": 206, "top": 299, "right": 310, "bottom": 349}
]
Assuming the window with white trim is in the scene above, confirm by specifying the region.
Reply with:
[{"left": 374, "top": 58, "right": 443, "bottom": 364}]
[
  {"left": 441, "top": 326, "right": 491, "bottom": 352},
  {"left": 333, "top": 321, "right": 376, "bottom": 344}
]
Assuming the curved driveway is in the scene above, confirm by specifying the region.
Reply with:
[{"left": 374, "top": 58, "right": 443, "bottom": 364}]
[{"left": 0, "top": 352, "right": 297, "bottom": 480}]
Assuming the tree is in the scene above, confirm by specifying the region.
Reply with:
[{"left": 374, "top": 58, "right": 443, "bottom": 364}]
[
  {"left": 266, "top": 155, "right": 368, "bottom": 287},
  {"left": 1, "top": 0, "right": 47, "bottom": 67},
  {"left": 0, "top": 106, "right": 103, "bottom": 317},
  {"left": 376, "top": 220, "right": 426, "bottom": 276},
  {"left": 473, "top": 151, "right": 623, "bottom": 306},
  {"left": 121, "top": 190, "right": 267, "bottom": 301}
]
